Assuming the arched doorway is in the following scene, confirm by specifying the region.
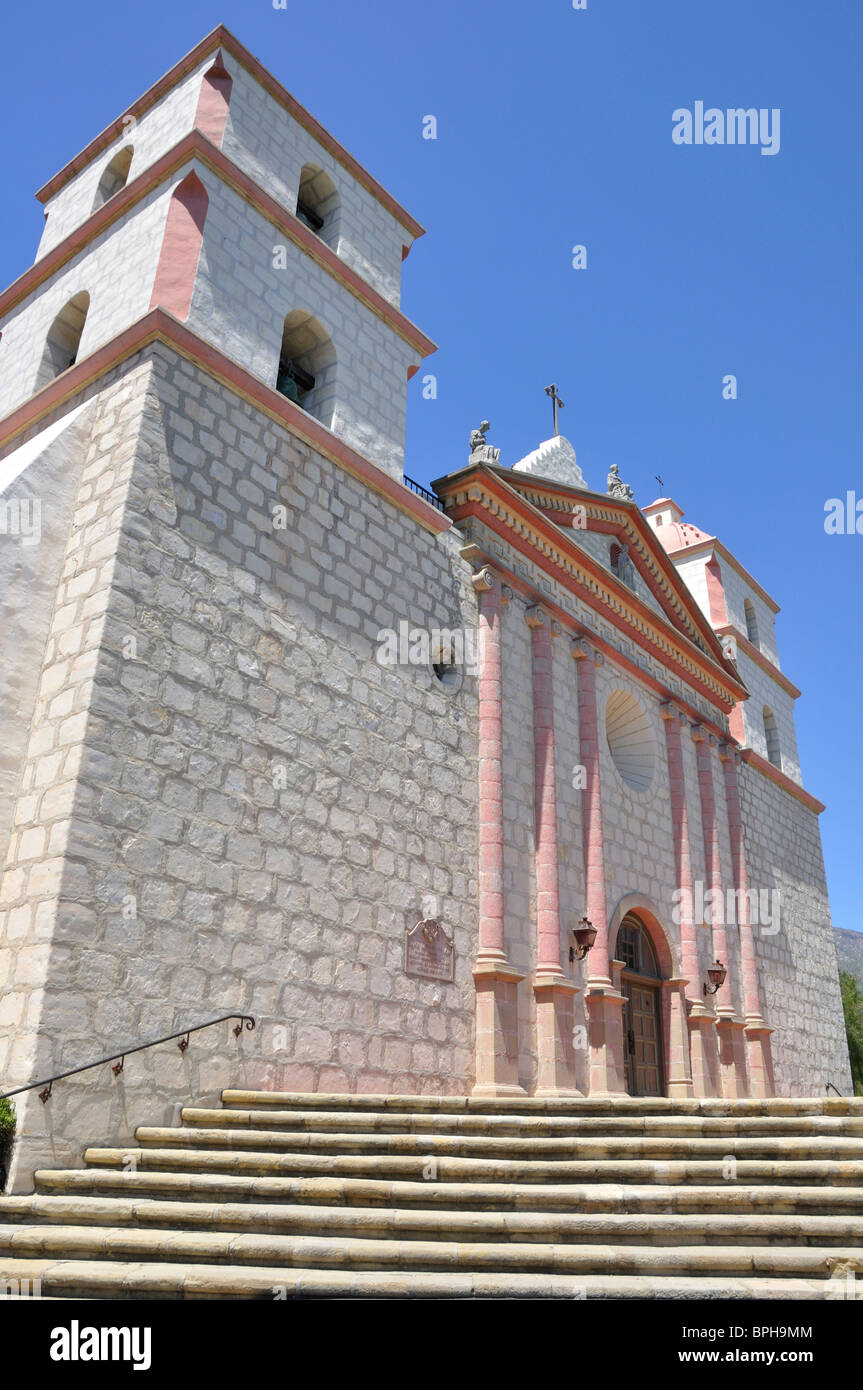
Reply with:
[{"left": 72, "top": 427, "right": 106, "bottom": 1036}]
[{"left": 616, "top": 912, "right": 664, "bottom": 1096}]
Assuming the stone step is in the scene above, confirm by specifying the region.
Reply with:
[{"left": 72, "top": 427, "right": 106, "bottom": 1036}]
[
  {"left": 0, "top": 1256, "right": 832, "bottom": 1299},
  {"left": 81, "top": 1145, "right": 863, "bottom": 1186},
  {"left": 136, "top": 1125, "right": 863, "bottom": 1161},
  {"left": 0, "top": 1224, "right": 858, "bottom": 1279},
  {"left": 184, "top": 1106, "right": 863, "bottom": 1138},
  {"left": 3, "top": 1194, "right": 863, "bottom": 1247},
  {"left": 221, "top": 1090, "right": 863, "bottom": 1118},
  {"left": 34, "top": 1167, "right": 863, "bottom": 1212}
]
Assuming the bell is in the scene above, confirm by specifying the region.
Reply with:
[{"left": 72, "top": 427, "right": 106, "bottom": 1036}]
[{"left": 276, "top": 368, "right": 301, "bottom": 403}]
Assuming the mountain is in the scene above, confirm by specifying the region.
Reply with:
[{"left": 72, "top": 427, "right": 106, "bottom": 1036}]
[{"left": 835, "top": 928, "right": 863, "bottom": 989}]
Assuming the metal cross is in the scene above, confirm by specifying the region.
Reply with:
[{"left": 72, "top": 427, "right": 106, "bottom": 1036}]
[
  {"left": 545, "top": 383, "right": 565, "bottom": 436},
  {"left": 655, "top": 474, "right": 664, "bottom": 494}
]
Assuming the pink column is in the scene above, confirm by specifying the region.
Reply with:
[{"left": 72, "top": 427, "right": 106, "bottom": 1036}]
[
  {"left": 526, "top": 607, "right": 579, "bottom": 1095},
  {"left": 572, "top": 637, "right": 625, "bottom": 1096},
  {"left": 721, "top": 745, "right": 775, "bottom": 1097},
  {"left": 692, "top": 726, "right": 733, "bottom": 1010},
  {"left": 692, "top": 724, "right": 737, "bottom": 1097},
  {"left": 660, "top": 702, "right": 697, "bottom": 1098},
  {"left": 661, "top": 703, "right": 699, "bottom": 996},
  {"left": 471, "top": 568, "right": 525, "bottom": 1097}
]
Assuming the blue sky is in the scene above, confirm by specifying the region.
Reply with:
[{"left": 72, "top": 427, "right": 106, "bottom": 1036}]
[{"left": 1, "top": 0, "right": 860, "bottom": 931}]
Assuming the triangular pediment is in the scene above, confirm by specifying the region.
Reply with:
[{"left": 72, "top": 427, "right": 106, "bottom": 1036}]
[{"left": 432, "top": 460, "right": 746, "bottom": 701}]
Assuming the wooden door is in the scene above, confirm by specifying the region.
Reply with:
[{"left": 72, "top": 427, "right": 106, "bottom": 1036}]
[{"left": 622, "top": 976, "right": 663, "bottom": 1096}]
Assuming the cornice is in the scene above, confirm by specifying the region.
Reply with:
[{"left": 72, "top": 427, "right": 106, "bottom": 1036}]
[
  {"left": 0, "top": 308, "right": 449, "bottom": 538},
  {"left": 440, "top": 470, "right": 747, "bottom": 710},
  {"left": 664, "top": 533, "right": 781, "bottom": 615},
  {"left": 716, "top": 624, "right": 801, "bottom": 699},
  {"left": 463, "top": 544, "right": 736, "bottom": 741},
  {"left": 740, "top": 748, "right": 825, "bottom": 815},
  {"left": 478, "top": 468, "right": 730, "bottom": 665},
  {"left": 34, "top": 26, "right": 426, "bottom": 240},
  {"left": 2, "top": 132, "right": 437, "bottom": 362}
]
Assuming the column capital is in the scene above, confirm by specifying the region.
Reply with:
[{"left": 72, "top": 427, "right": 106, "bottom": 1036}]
[
  {"left": 572, "top": 636, "right": 604, "bottom": 666},
  {"left": 525, "top": 604, "right": 548, "bottom": 629},
  {"left": 501, "top": 584, "right": 514, "bottom": 606},
  {"left": 690, "top": 722, "right": 706, "bottom": 743},
  {"left": 719, "top": 741, "right": 741, "bottom": 765},
  {"left": 660, "top": 699, "right": 687, "bottom": 724},
  {"left": 471, "top": 566, "right": 497, "bottom": 595}
]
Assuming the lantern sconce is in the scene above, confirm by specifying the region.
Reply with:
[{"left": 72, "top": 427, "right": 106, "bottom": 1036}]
[
  {"left": 570, "top": 916, "right": 597, "bottom": 963},
  {"left": 703, "top": 960, "right": 727, "bottom": 997}
]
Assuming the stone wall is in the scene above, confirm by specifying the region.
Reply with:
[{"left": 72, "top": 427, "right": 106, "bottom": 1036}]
[
  {"left": 186, "top": 165, "right": 418, "bottom": 477},
  {"left": 741, "top": 762, "right": 851, "bottom": 1095},
  {"left": 0, "top": 342, "right": 477, "bottom": 1189},
  {"left": 36, "top": 63, "right": 208, "bottom": 258},
  {"left": 0, "top": 186, "right": 172, "bottom": 419}
]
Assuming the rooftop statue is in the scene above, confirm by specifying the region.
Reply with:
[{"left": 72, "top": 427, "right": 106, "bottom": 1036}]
[
  {"left": 607, "top": 461, "right": 635, "bottom": 502},
  {"left": 469, "top": 420, "right": 501, "bottom": 465}
]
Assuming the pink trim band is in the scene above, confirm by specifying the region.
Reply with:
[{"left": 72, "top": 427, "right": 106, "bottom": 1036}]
[
  {"left": 149, "top": 172, "right": 209, "bottom": 321},
  {"left": 0, "top": 308, "right": 449, "bottom": 538},
  {"left": 194, "top": 50, "right": 233, "bottom": 147},
  {"left": 35, "top": 25, "right": 425, "bottom": 240}
]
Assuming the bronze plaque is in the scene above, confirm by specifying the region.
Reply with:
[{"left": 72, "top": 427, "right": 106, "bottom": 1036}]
[{"left": 404, "top": 919, "right": 454, "bottom": 982}]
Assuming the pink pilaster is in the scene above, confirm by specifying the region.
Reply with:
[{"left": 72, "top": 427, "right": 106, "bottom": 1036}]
[
  {"left": 692, "top": 724, "right": 734, "bottom": 1097},
  {"left": 662, "top": 978, "right": 695, "bottom": 1098},
  {"left": 572, "top": 637, "right": 626, "bottom": 1096},
  {"left": 471, "top": 568, "right": 525, "bottom": 1096},
  {"left": 661, "top": 703, "right": 699, "bottom": 999},
  {"left": 721, "top": 744, "right": 774, "bottom": 1097},
  {"left": 526, "top": 607, "right": 579, "bottom": 1095}
]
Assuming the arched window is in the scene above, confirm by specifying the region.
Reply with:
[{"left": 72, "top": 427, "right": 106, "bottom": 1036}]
[
  {"left": 92, "top": 146, "right": 133, "bottom": 209},
  {"left": 763, "top": 706, "right": 781, "bottom": 768},
  {"left": 744, "top": 597, "right": 760, "bottom": 648},
  {"left": 35, "top": 292, "right": 90, "bottom": 390},
  {"left": 295, "top": 163, "right": 339, "bottom": 244},
  {"left": 616, "top": 913, "right": 660, "bottom": 977},
  {"left": 609, "top": 541, "right": 634, "bottom": 590},
  {"left": 276, "top": 310, "right": 336, "bottom": 424}
]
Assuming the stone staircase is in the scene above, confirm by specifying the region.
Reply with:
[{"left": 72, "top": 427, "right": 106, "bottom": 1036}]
[{"left": 1, "top": 1092, "right": 863, "bottom": 1298}]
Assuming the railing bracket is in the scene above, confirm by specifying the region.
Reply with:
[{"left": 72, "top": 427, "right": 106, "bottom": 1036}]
[{"left": 0, "top": 1015, "right": 256, "bottom": 1105}]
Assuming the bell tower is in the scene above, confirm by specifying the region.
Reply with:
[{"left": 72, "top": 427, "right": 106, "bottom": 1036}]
[
  {"left": 0, "top": 28, "right": 449, "bottom": 1191},
  {"left": 0, "top": 26, "right": 435, "bottom": 479}
]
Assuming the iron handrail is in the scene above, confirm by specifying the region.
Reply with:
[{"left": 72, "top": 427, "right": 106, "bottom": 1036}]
[
  {"left": 825, "top": 1082, "right": 845, "bottom": 1097},
  {"left": 0, "top": 1014, "right": 255, "bottom": 1104},
  {"left": 402, "top": 474, "right": 445, "bottom": 511}
]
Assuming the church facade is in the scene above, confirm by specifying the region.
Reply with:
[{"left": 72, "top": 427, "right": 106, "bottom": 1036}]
[{"left": 0, "top": 28, "right": 850, "bottom": 1189}]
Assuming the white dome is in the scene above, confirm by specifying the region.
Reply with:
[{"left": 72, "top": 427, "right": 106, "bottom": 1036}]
[{"left": 512, "top": 435, "right": 586, "bottom": 490}]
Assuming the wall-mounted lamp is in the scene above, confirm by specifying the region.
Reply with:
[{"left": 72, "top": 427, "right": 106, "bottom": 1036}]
[
  {"left": 570, "top": 916, "right": 597, "bottom": 963},
  {"left": 703, "top": 960, "right": 727, "bottom": 997}
]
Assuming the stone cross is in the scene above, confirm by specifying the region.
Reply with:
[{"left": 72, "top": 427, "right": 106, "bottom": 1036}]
[{"left": 544, "top": 383, "right": 565, "bottom": 436}]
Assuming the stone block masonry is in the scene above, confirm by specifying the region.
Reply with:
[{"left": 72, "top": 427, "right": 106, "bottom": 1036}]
[
  {"left": 741, "top": 763, "right": 850, "bottom": 1097},
  {"left": 0, "top": 343, "right": 477, "bottom": 1189}
]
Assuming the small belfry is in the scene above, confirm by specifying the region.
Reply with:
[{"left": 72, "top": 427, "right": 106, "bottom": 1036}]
[{"left": 0, "top": 28, "right": 850, "bottom": 1205}]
